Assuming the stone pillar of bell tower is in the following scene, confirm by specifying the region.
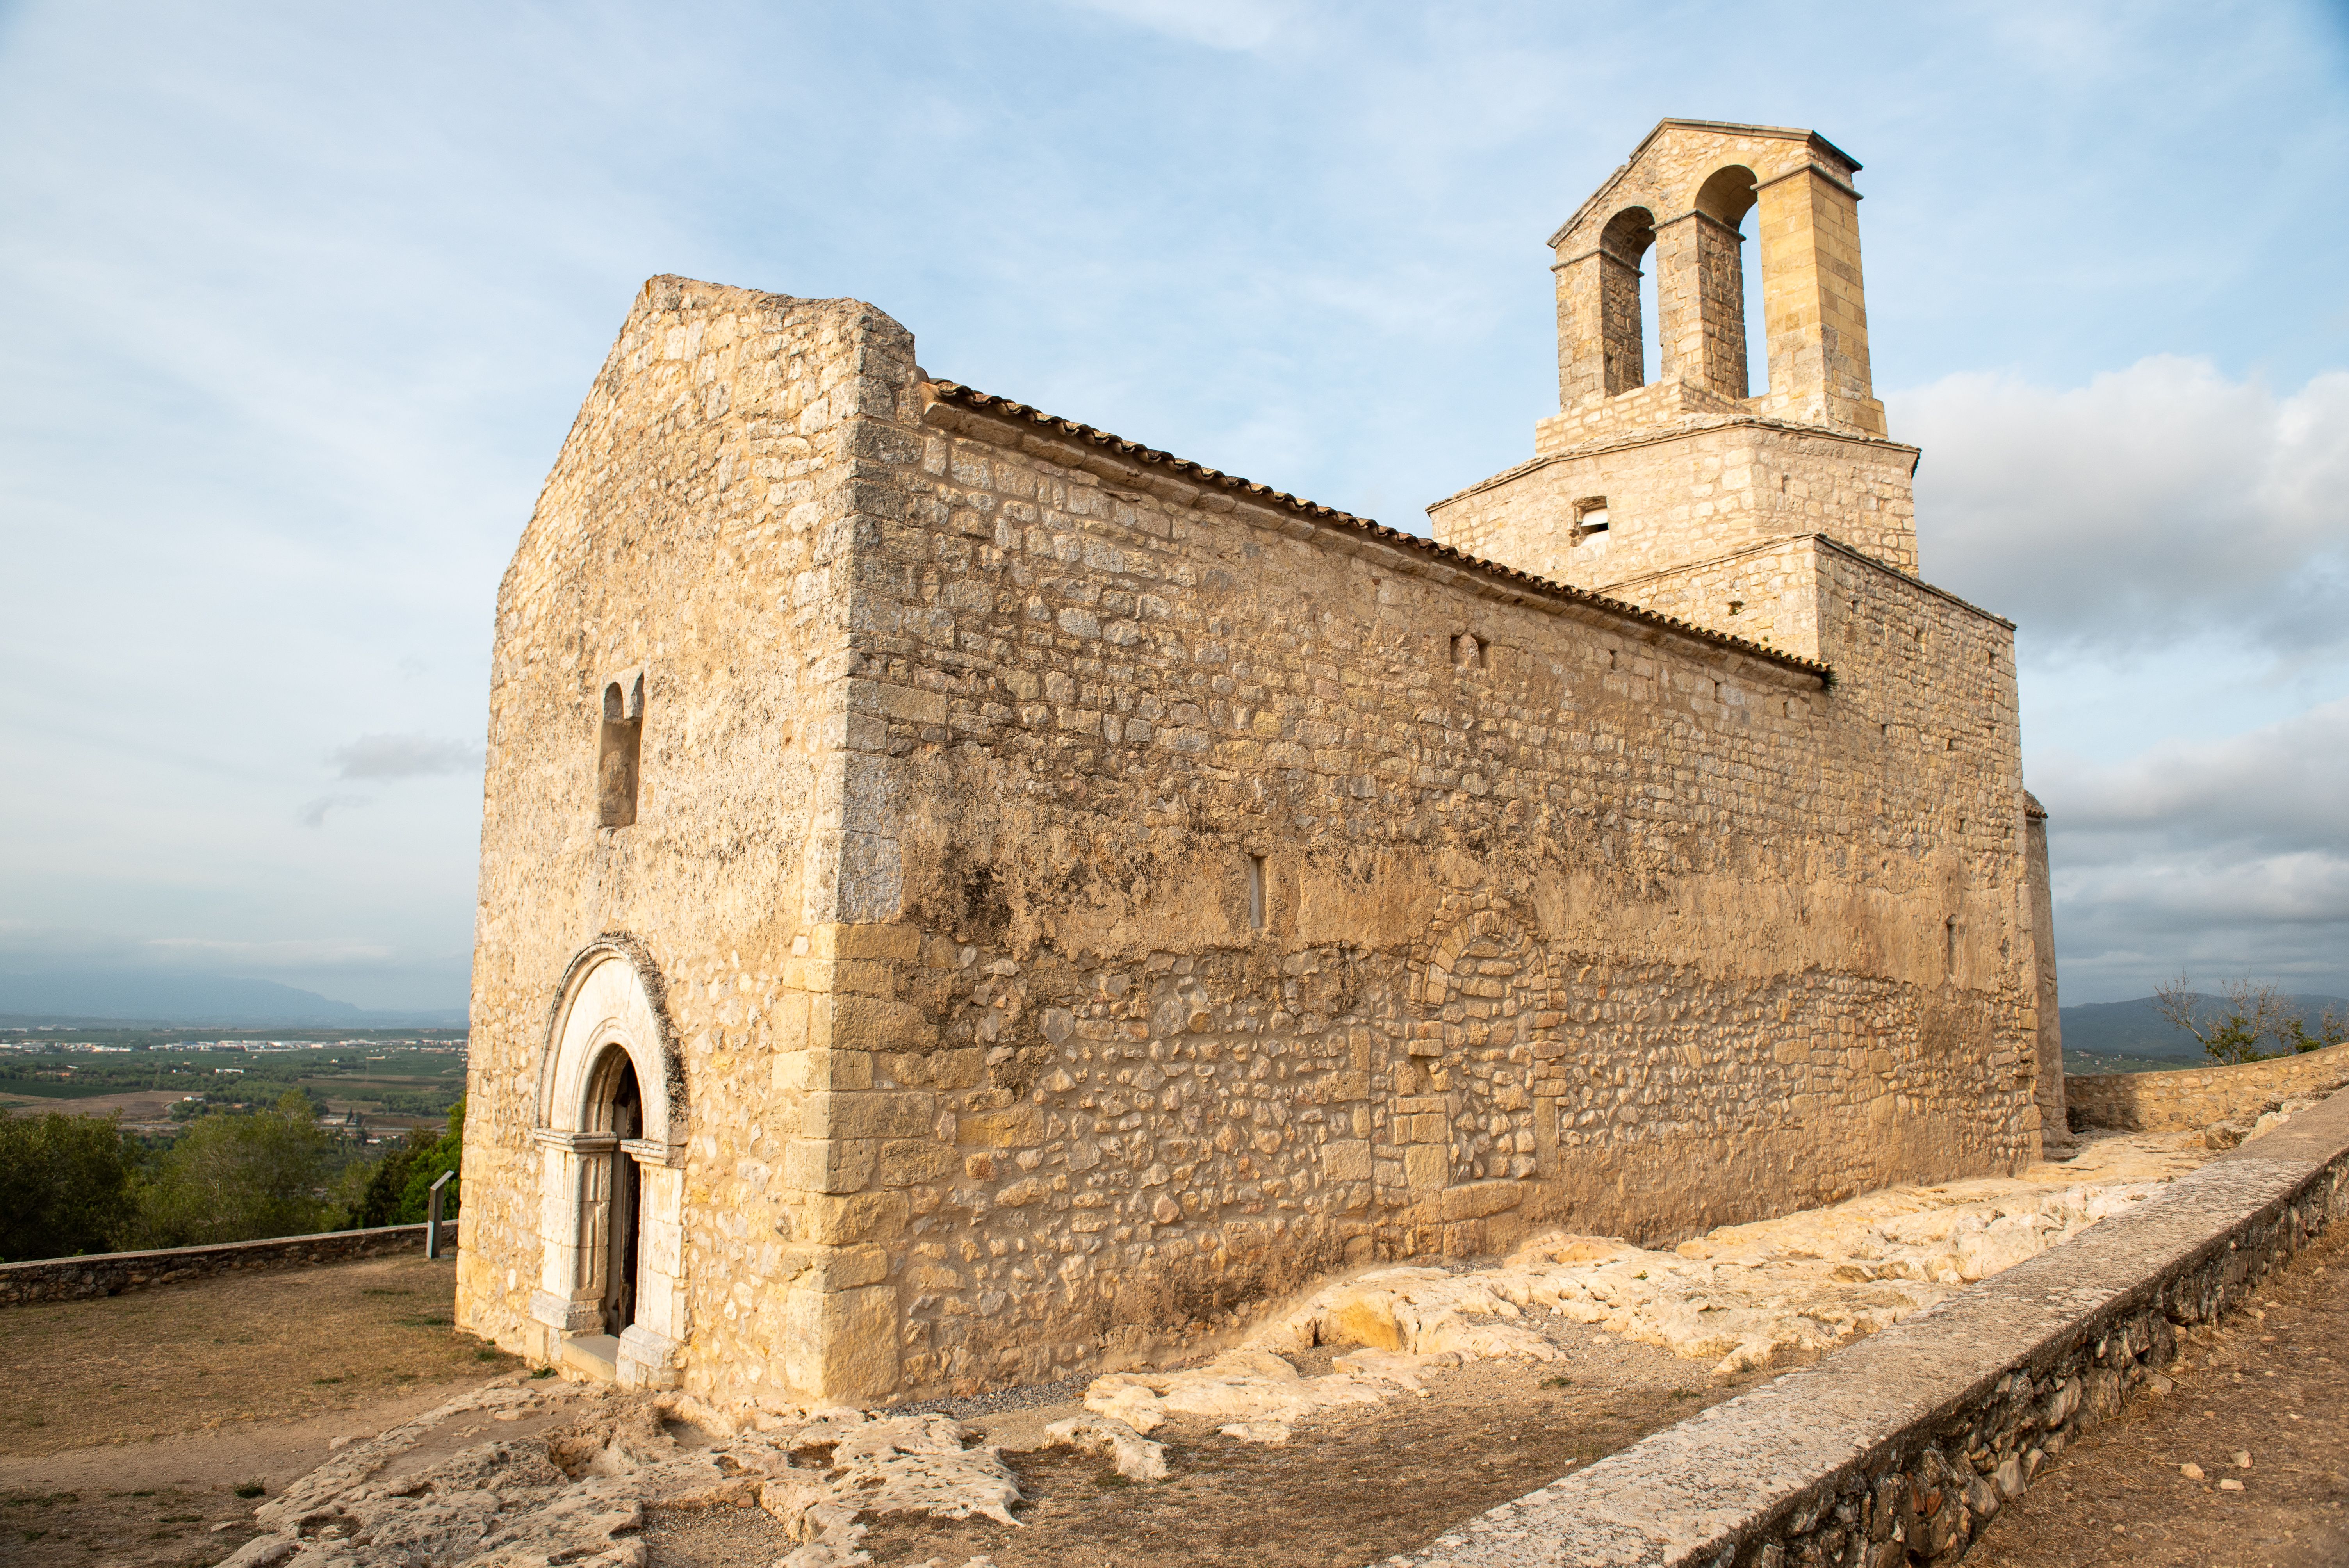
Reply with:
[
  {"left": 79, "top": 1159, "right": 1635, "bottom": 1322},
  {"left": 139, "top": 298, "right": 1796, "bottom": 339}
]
[{"left": 1753, "top": 159, "right": 1885, "bottom": 437}]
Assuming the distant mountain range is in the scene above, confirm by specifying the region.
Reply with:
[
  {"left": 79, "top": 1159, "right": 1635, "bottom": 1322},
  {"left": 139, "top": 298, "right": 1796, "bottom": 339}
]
[
  {"left": 2058, "top": 994, "right": 2349, "bottom": 1060},
  {"left": 0, "top": 970, "right": 466, "bottom": 1028}
]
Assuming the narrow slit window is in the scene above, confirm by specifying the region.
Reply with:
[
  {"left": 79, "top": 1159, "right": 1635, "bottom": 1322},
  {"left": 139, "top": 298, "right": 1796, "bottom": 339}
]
[
  {"left": 1248, "top": 855, "right": 1267, "bottom": 932},
  {"left": 598, "top": 673, "right": 644, "bottom": 828}
]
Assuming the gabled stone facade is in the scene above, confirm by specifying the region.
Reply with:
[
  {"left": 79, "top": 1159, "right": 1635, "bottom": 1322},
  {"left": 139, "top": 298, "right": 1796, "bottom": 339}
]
[{"left": 456, "top": 120, "right": 2060, "bottom": 1417}]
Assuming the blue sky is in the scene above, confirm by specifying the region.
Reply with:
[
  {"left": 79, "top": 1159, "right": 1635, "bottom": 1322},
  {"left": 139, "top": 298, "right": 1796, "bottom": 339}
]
[{"left": 2, "top": 0, "right": 2345, "bottom": 1009}]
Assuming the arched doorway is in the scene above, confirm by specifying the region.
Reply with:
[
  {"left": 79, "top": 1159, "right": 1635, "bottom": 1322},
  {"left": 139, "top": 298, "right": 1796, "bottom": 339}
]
[
  {"left": 528, "top": 939, "right": 685, "bottom": 1388},
  {"left": 581, "top": 1047, "right": 644, "bottom": 1338}
]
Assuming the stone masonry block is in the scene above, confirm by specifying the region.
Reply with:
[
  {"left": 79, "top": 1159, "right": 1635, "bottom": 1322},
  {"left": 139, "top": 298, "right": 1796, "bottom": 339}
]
[
  {"left": 809, "top": 1090, "right": 938, "bottom": 1141},
  {"left": 812, "top": 993, "right": 932, "bottom": 1052},
  {"left": 875, "top": 1138, "right": 956, "bottom": 1186},
  {"left": 798, "top": 1190, "right": 911, "bottom": 1246},
  {"left": 957, "top": 1106, "right": 1044, "bottom": 1148},
  {"left": 782, "top": 1280, "right": 901, "bottom": 1402},
  {"left": 882, "top": 1048, "right": 986, "bottom": 1090},
  {"left": 807, "top": 921, "right": 924, "bottom": 962},
  {"left": 773, "top": 1049, "right": 874, "bottom": 1094},
  {"left": 784, "top": 1137, "right": 875, "bottom": 1195},
  {"left": 1324, "top": 1140, "right": 1373, "bottom": 1182},
  {"left": 781, "top": 1242, "right": 890, "bottom": 1292}
]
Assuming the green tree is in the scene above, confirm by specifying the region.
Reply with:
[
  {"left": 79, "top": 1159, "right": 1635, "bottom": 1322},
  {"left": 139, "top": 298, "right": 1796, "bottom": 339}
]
[
  {"left": 2282, "top": 1004, "right": 2349, "bottom": 1054},
  {"left": 392, "top": 1097, "right": 463, "bottom": 1226},
  {"left": 0, "top": 1112, "right": 142, "bottom": 1262},
  {"left": 344, "top": 1127, "right": 436, "bottom": 1230},
  {"left": 129, "top": 1090, "right": 340, "bottom": 1247}
]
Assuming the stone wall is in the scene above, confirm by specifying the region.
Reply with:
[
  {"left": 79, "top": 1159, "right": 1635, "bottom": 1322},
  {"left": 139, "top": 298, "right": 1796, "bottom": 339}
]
[
  {"left": 1388, "top": 1082, "right": 2349, "bottom": 1567},
  {"left": 0, "top": 1222, "right": 457, "bottom": 1308},
  {"left": 458, "top": 279, "right": 913, "bottom": 1408},
  {"left": 2066, "top": 1041, "right": 2349, "bottom": 1135},
  {"left": 803, "top": 366, "right": 2037, "bottom": 1401}
]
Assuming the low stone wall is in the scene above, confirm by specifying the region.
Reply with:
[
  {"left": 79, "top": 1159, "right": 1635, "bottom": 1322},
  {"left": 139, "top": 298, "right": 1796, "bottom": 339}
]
[
  {"left": 1389, "top": 1086, "right": 2349, "bottom": 1566},
  {"left": 0, "top": 1221, "right": 459, "bottom": 1308},
  {"left": 2066, "top": 1039, "right": 2349, "bottom": 1134}
]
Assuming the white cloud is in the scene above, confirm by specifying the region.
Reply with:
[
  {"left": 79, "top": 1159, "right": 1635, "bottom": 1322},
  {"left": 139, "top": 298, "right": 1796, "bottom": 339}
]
[
  {"left": 298, "top": 793, "right": 372, "bottom": 829},
  {"left": 2037, "top": 696, "right": 2349, "bottom": 999},
  {"left": 330, "top": 733, "right": 479, "bottom": 780},
  {"left": 1899, "top": 358, "right": 2349, "bottom": 653}
]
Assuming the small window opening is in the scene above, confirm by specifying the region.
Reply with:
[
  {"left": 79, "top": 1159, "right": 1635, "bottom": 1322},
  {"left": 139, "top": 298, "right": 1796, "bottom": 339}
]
[
  {"left": 1727, "top": 599, "right": 1745, "bottom": 616},
  {"left": 1574, "top": 496, "right": 1610, "bottom": 538},
  {"left": 598, "top": 672, "right": 644, "bottom": 828},
  {"left": 1944, "top": 917, "right": 1960, "bottom": 971},
  {"left": 1247, "top": 855, "right": 1267, "bottom": 932}
]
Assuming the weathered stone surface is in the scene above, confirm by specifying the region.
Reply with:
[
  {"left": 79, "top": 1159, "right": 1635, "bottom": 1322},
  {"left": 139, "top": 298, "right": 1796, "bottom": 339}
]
[
  {"left": 224, "top": 1382, "right": 1024, "bottom": 1568},
  {"left": 1041, "top": 1413, "right": 1169, "bottom": 1481}
]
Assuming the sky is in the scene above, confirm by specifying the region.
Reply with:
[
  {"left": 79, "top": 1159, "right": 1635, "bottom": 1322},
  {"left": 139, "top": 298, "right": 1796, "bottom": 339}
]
[{"left": 2, "top": 0, "right": 2345, "bottom": 1011}]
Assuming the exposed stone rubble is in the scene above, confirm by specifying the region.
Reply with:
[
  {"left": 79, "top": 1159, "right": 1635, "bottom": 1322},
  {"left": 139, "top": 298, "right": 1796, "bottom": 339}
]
[
  {"left": 1253, "top": 1133, "right": 2209, "bottom": 1379},
  {"left": 1039, "top": 1414, "right": 1168, "bottom": 1480},
  {"left": 1063, "top": 1134, "right": 2214, "bottom": 1444},
  {"left": 219, "top": 1380, "right": 1020, "bottom": 1568},
  {"left": 1084, "top": 1347, "right": 1404, "bottom": 1436}
]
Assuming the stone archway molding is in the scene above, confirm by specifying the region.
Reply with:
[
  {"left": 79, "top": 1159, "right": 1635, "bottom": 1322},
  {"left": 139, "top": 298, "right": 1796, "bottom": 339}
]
[
  {"left": 534, "top": 931, "right": 687, "bottom": 1143},
  {"left": 526, "top": 932, "right": 689, "bottom": 1389}
]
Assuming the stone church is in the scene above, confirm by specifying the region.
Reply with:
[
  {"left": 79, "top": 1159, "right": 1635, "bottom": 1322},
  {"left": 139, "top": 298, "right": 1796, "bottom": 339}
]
[{"left": 455, "top": 120, "right": 2065, "bottom": 1412}]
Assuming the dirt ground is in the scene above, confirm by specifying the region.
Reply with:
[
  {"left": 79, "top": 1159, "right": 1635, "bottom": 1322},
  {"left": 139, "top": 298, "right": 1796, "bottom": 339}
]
[
  {"left": 1969, "top": 1218, "right": 2349, "bottom": 1568},
  {"left": 641, "top": 1330, "right": 1793, "bottom": 1568},
  {"left": 1, "top": 1089, "right": 185, "bottom": 1125},
  {"left": 0, "top": 1253, "right": 518, "bottom": 1567},
  {"left": 12, "top": 1188, "right": 2343, "bottom": 1568}
]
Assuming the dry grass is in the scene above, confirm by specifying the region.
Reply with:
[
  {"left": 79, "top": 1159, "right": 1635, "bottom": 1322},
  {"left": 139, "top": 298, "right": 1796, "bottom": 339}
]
[{"left": 0, "top": 1252, "right": 515, "bottom": 1457}]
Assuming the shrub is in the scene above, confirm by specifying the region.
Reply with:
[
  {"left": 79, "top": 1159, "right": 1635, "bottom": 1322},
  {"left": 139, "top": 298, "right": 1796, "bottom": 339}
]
[
  {"left": 0, "top": 1113, "right": 142, "bottom": 1262},
  {"left": 126, "top": 1091, "right": 340, "bottom": 1248},
  {"left": 390, "top": 1098, "right": 463, "bottom": 1226},
  {"left": 342, "top": 1096, "right": 463, "bottom": 1230}
]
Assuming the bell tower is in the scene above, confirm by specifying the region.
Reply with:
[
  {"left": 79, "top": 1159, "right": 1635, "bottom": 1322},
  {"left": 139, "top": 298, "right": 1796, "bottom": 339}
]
[{"left": 1429, "top": 120, "right": 1921, "bottom": 651}]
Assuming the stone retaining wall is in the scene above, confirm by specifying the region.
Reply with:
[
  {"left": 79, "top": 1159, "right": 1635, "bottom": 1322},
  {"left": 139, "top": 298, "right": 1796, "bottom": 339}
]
[
  {"left": 1389, "top": 1082, "right": 2349, "bottom": 1566},
  {"left": 0, "top": 1221, "right": 459, "bottom": 1308},
  {"left": 2066, "top": 1040, "right": 2349, "bottom": 1134}
]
